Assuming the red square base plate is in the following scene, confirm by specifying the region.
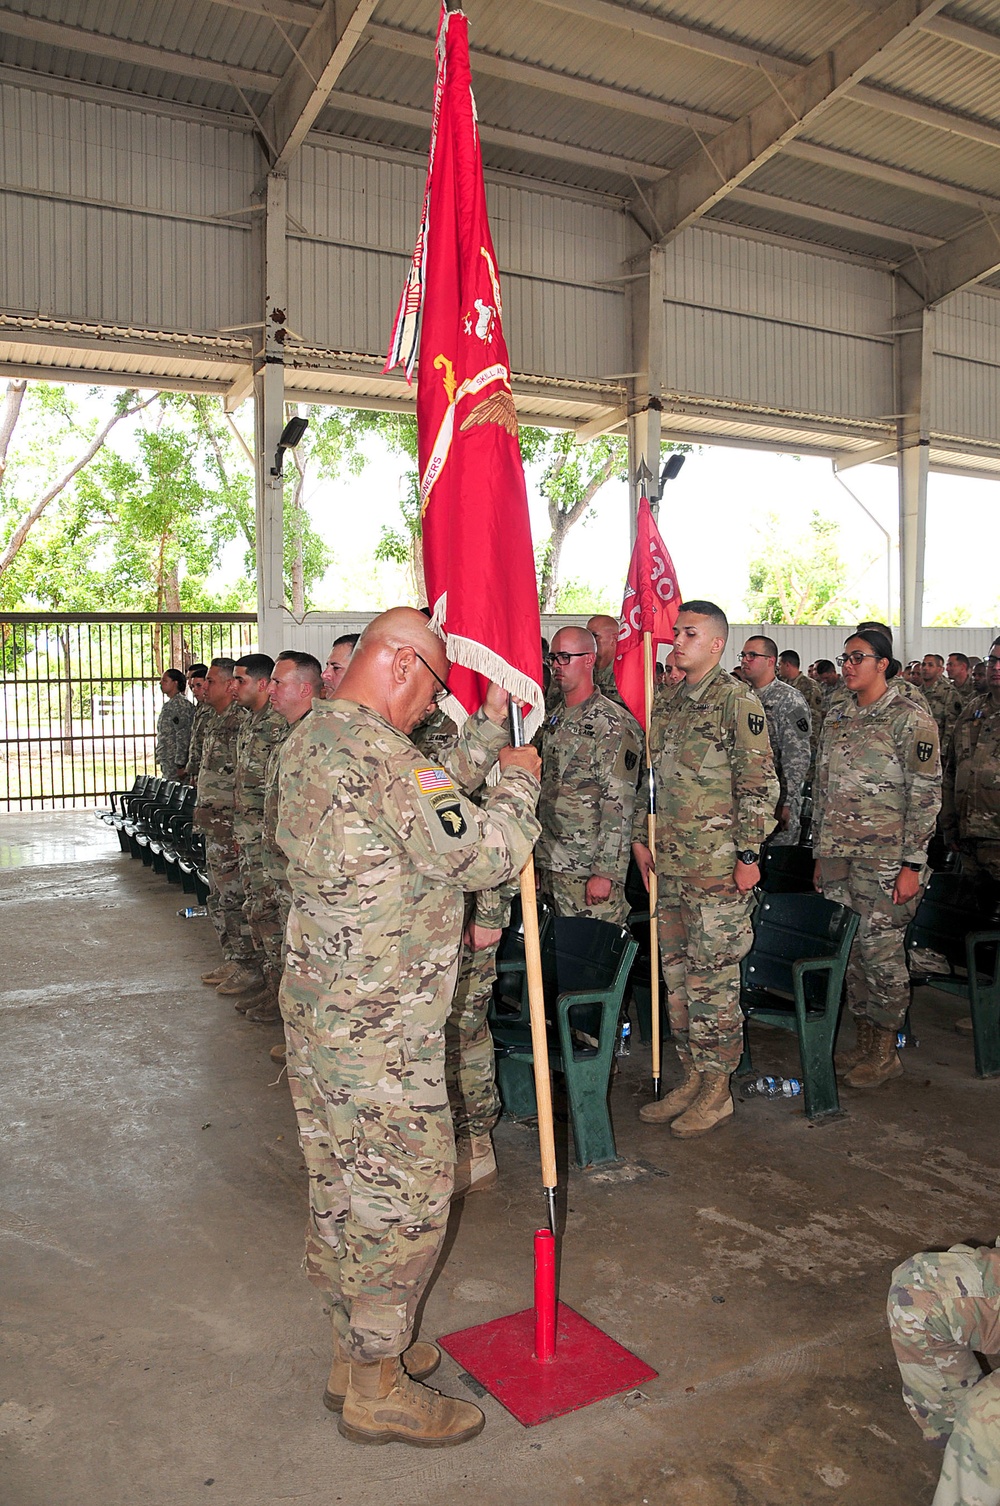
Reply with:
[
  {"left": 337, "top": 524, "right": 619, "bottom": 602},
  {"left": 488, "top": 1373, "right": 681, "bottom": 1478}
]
[{"left": 438, "top": 1301, "right": 658, "bottom": 1427}]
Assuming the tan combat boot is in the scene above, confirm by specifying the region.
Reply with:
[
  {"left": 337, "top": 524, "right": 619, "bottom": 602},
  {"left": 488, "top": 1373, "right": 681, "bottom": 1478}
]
[
  {"left": 232, "top": 982, "right": 269, "bottom": 1014},
  {"left": 201, "top": 960, "right": 238, "bottom": 986},
  {"left": 670, "top": 1071, "right": 734, "bottom": 1139},
  {"left": 844, "top": 1025, "right": 903, "bottom": 1089},
  {"left": 216, "top": 963, "right": 264, "bottom": 996},
  {"left": 269, "top": 1043, "right": 287, "bottom": 1064},
  {"left": 323, "top": 1338, "right": 441, "bottom": 1413},
  {"left": 639, "top": 1062, "right": 700, "bottom": 1124},
  {"left": 338, "top": 1357, "right": 485, "bottom": 1447},
  {"left": 453, "top": 1135, "right": 499, "bottom": 1197},
  {"left": 245, "top": 993, "right": 282, "bottom": 1024},
  {"left": 836, "top": 1017, "right": 874, "bottom": 1077}
]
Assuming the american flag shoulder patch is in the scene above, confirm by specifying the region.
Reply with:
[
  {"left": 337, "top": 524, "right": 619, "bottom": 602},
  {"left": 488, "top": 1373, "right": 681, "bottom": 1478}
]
[{"left": 413, "top": 765, "right": 455, "bottom": 794}]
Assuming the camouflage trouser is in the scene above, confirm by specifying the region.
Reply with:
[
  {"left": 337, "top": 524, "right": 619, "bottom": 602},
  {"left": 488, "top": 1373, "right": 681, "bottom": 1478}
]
[
  {"left": 767, "top": 794, "right": 802, "bottom": 848},
  {"left": 656, "top": 876, "right": 755, "bottom": 1075},
  {"left": 445, "top": 936, "right": 501, "bottom": 1142},
  {"left": 817, "top": 857, "right": 922, "bottom": 1032},
  {"left": 283, "top": 1006, "right": 455, "bottom": 1363},
  {"left": 888, "top": 1247, "right": 1000, "bottom": 1506},
  {"left": 537, "top": 869, "right": 630, "bottom": 926},
  {"left": 204, "top": 830, "right": 253, "bottom": 963},
  {"left": 236, "top": 832, "right": 285, "bottom": 988},
  {"left": 960, "top": 841, "right": 1000, "bottom": 887}
]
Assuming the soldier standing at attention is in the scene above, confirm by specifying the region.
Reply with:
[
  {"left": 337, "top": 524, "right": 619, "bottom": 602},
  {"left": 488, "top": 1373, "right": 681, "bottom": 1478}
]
[
  {"left": 536, "top": 625, "right": 642, "bottom": 924},
  {"left": 813, "top": 628, "right": 941, "bottom": 1088},
  {"left": 740, "top": 635, "right": 811, "bottom": 847},
  {"left": 229, "top": 653, "right": 290, "bottom": 1023},
  {"left": 942, "top": 635, "right": 1000, "bottom": 888},
  {"left": 261, "top": 651, "right": 323, "bottom": 1067},
  {"left": 947, "top": 651, "right": 977, "bottom": 707},
  {"left": 587, "top": 613, "right": 626, "bottom": 706},
  {"left": 194, "top": 659, "right": 252, "bottom": 993},
  {"left": 155, "top": 669, "right": 195, "bottom": 780},
  {"left": 275, "top": 607, "right": 541, "bottom": 1448},
  {"left": 777, "top": 648, "right": 824, "bottom": 750},
  {"left": 177, "top": 663, "right": 209, "bottom": 784},
  {"left": 320, "top": 633, "right": 358, "bottom": 699},
  {"left": 921, "top": 653, "right": 964, "bottom": 752},
  {"left": 632, "top": 601, "right": 778, "bottom": 1138}
]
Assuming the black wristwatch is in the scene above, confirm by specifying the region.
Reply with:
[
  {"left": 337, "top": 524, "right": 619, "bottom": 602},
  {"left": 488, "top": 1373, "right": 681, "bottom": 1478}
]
[
  {"left": 736, "top": 849, "right": 760, "bottom": 866},
  {"left": 901, "top": 860, "right": 922, "bottom": 872}
]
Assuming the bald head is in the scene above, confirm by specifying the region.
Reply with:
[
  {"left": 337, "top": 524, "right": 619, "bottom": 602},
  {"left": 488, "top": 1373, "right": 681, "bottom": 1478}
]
[
  {"left": 551, "top": 625, "right": 597, "bottom": 706},
  {"left": 336, "top": 607, "right": 450, "bottom": 734},
  {"left": 587, "top": 615, "right": 620, "bottom": 672}
]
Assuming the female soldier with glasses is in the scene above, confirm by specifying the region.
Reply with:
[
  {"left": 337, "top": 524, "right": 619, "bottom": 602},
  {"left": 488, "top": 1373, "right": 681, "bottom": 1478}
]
[{"left": 811, "top": 628, "right": 942, "bottom": 1088}]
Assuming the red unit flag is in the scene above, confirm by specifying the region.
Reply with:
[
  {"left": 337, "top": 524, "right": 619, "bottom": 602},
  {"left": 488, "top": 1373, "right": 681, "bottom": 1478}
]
[
  {"left": 385, "top": 4, "right": 544, "bottom": 734},
  {"left": 614, "top": 496, "right": 681, "bottom": 726}
]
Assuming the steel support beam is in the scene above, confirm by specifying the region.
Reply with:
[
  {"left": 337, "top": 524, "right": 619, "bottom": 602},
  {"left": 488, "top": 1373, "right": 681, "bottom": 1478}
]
[
  {"left": 254, "top": 173, "right": 289, "bottom": 649},
  {"left": 900, "top": 215, "right": 1000, "bottom": 307},
  {"left": 894, "top": 281, "right": 933, "bottom": 662},
  {"left": 261, "top": 0, "right": 377, "bottom": 170},
  {"left": 626, "top": 244, "right": 665, "bottom": 546},
  {"left": 636, "top": 0, "right": 948, "bottom": 244}
]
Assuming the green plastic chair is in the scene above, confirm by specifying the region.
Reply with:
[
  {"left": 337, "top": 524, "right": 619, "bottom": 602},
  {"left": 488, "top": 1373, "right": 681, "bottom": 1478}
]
[
  {"left": 489, "top": 916, "right": 638, "bottom": 1168},
  {"left": 738, "top": 891, "right": 859, "bottom": 1120},
  {"left": 906, "top": 873, "right": 1000, "bottom": 1078}
]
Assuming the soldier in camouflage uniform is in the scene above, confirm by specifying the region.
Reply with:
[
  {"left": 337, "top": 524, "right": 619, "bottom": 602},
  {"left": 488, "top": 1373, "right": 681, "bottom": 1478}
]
[
  {"left": 778, "top": 649, "right": 824, "bottom": 754},
  {"left": 536, "top": 625, "right": 642, "bottom": 923},
  {"left": 813, "top": 629, "right": 941, "bottom": 1088},
  {"left": 826, "top": 624, "right": 934, "bottom": 719},
  {"left": 741, "top": 636, "right": 811, "bottom": 847},
  {"left": 320, "top": 632, "right": 358, "bottom": 699},
  {"left": 177, "top": 664, "right": 209, "bottom": 783},
  {"left": 923, "top": 653, "right": 965, "bottom": 754},
  {"left": 227, "top": 653, "right": 290, "bottom": 1021},
  {"left": 194, "top": 658, "right": 252, "bottom": 990},
  {"left": 888, "top": 1240, "right": 1000, "bottom": 1506},
  {"left": 948, "top": 652, "right": 978, "bottom": 708},
  {"left": 942, "top": 636, "right": 1000, "bottom": 886},
  {"left": 155, "top": 670, "right": 195, "bottom": 780},
  {"left": 633, "top": 601, "right": 778, "bottom": 1139},
  {"left": 587, "top": 613, "right": 626, "bottom": 707},
  {"left": 275, "top": 608, "right": 541, "bottom": 1448}
]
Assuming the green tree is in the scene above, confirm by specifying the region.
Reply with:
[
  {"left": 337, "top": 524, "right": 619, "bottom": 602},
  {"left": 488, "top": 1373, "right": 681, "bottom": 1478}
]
[
  {"left": 745, "top": 510, "right": 872, "bottom": 625},
  {"left": 282, "top": 404, "right": 368, "bottom": 617}
]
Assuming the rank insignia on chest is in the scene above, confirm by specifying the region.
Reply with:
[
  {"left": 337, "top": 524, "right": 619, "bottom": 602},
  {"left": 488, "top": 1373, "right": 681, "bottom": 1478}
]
[
  {"left": 413, "top": 765, "right": 455, "bottom": 794},
  {"left": 916, "top": 740, "right": 933, "bottom": 763},
  {"left": 748, "top": 713, "right": 765, "bottom": 736}
]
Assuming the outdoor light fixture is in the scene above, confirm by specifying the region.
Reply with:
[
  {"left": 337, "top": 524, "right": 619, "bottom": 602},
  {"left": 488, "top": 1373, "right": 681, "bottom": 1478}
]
[
  {"left": 270, "top": 415, "right": 309, "bottom": 477},
  {"left": 659, "top": 452, "right": 686, "bottom": 490}
]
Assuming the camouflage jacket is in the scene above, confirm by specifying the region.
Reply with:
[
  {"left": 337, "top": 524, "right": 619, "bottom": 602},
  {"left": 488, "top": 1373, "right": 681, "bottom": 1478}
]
[
  {"left": 954, "top": 677, "right": 979, "bottom": 707},
  {"left": 812, "top": 685, "right": 941, "bottom": 865},
  {"left": 410, "top": 707, "right": 459, "bottom": 760},
  {"left": 632, "top": 664, "right": 778, "bottom": 881},
  {"left": 275, "top": 700, "right": 541, "bottom": 1036},
  {"left": 790, "top": 671, "right": 824, "bottom": 734},
  {"left": 185, "top": 701, "right": 215, "bottom": 783},
  {"left": 942, "top": 693, "right": 1000, "bottom": 843},
  {"left": 756, "top": 678, "right": 811, "bottom": 809},
  {"left": 827, "top": 673, "right": 931, "bottom": 720},
  {"left": 234, "top": 700, "right": 291, "bottom": 842},
  {"left": 923, "top": 677, "right": 964, "bottom": 750},
  {"left": 156, "top": 695, "right": 195, "bottom": 779},
  {"left": 595, "top": 659, "right": 625, "bottom": 708},
  {"left": 193, "top": 701, "right": 246, "bottom": 837},
  {"left": 536, "top": 689, "right": 642, "bottom": 882}
]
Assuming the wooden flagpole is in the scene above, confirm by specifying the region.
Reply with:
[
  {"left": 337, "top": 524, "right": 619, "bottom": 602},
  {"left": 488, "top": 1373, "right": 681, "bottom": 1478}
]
[
  {"left": 509, "top": 702, "right": 557, "bottom": 1235},
  {"left": 643, "top": 629, "right": 661, "bottom": 1099}
]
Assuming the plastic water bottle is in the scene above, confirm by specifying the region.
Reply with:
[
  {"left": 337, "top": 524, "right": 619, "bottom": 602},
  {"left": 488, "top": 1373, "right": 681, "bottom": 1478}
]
[
  {"left": 617, "top": 1020, "right": 632, "bottom": 1057},
  {"left": 177, "top": 906, "right": 207, "bottom": 919},
  {"left": 743, "top": 1076, "right": 802, "bottom": 1098}
]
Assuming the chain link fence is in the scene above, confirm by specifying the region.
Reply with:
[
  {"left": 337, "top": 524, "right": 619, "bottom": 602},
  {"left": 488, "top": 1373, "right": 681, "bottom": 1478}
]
[{"left": 0, "top": 613, "right": 257, "bottom": 811}]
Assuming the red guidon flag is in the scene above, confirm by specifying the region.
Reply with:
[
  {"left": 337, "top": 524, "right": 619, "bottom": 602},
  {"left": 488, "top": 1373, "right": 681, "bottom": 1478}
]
[
  {"left": 614, "top": 496, "right": 681, "bottom": 727},
  {"left": 385, "top": 3, "right": 544, "bottom": 735}
]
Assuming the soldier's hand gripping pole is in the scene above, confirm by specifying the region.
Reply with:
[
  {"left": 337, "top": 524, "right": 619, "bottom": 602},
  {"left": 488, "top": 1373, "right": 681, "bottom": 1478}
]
[
  {"left": 509, "top": 700, "right": 557, "bottom": 1237},
  {"left": 644, "top": 629, "right": 661, "bottom": 1099}
]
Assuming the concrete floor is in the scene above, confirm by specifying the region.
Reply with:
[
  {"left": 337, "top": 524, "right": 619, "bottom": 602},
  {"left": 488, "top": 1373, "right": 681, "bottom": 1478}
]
[{"left": 2, "top": 812, "right": 998, "bottom": 1506}]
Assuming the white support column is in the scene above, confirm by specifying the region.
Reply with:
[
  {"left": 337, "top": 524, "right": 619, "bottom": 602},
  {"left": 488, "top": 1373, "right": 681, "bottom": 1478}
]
[
  {"left": 626, "top": 244, "right": 665, "bottom": 547},
  {"left": 894, "top": 280, "right": 934, "bottom": 665},
  {"left": 254, "top": 172, "right": 288, "bottom": 657}
]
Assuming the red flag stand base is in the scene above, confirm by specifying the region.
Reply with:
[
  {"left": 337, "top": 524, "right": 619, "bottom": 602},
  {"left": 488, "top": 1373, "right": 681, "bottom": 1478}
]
[{"left": 438, "top": 1231, "right": 657, "bottom": 1427}]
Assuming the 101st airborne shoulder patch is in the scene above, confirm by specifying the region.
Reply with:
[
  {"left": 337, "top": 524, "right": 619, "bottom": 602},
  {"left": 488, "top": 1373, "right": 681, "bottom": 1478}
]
[{"left": 412, "top": 767, "right": 477, "bottom": 853}]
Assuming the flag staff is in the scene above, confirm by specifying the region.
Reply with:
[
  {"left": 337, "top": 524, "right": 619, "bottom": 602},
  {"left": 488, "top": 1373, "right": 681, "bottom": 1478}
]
[
  {"left": 509, "top": 700, "right": 557, "bottom": 1236},
  {"left": 635, "top": 460, "right": 662, "bottom": 1100}
]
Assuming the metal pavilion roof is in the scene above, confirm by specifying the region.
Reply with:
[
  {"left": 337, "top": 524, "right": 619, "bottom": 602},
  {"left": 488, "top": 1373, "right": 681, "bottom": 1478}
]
[{"left": 3, "top": 0, "right": 1000, "bottom": 453}]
